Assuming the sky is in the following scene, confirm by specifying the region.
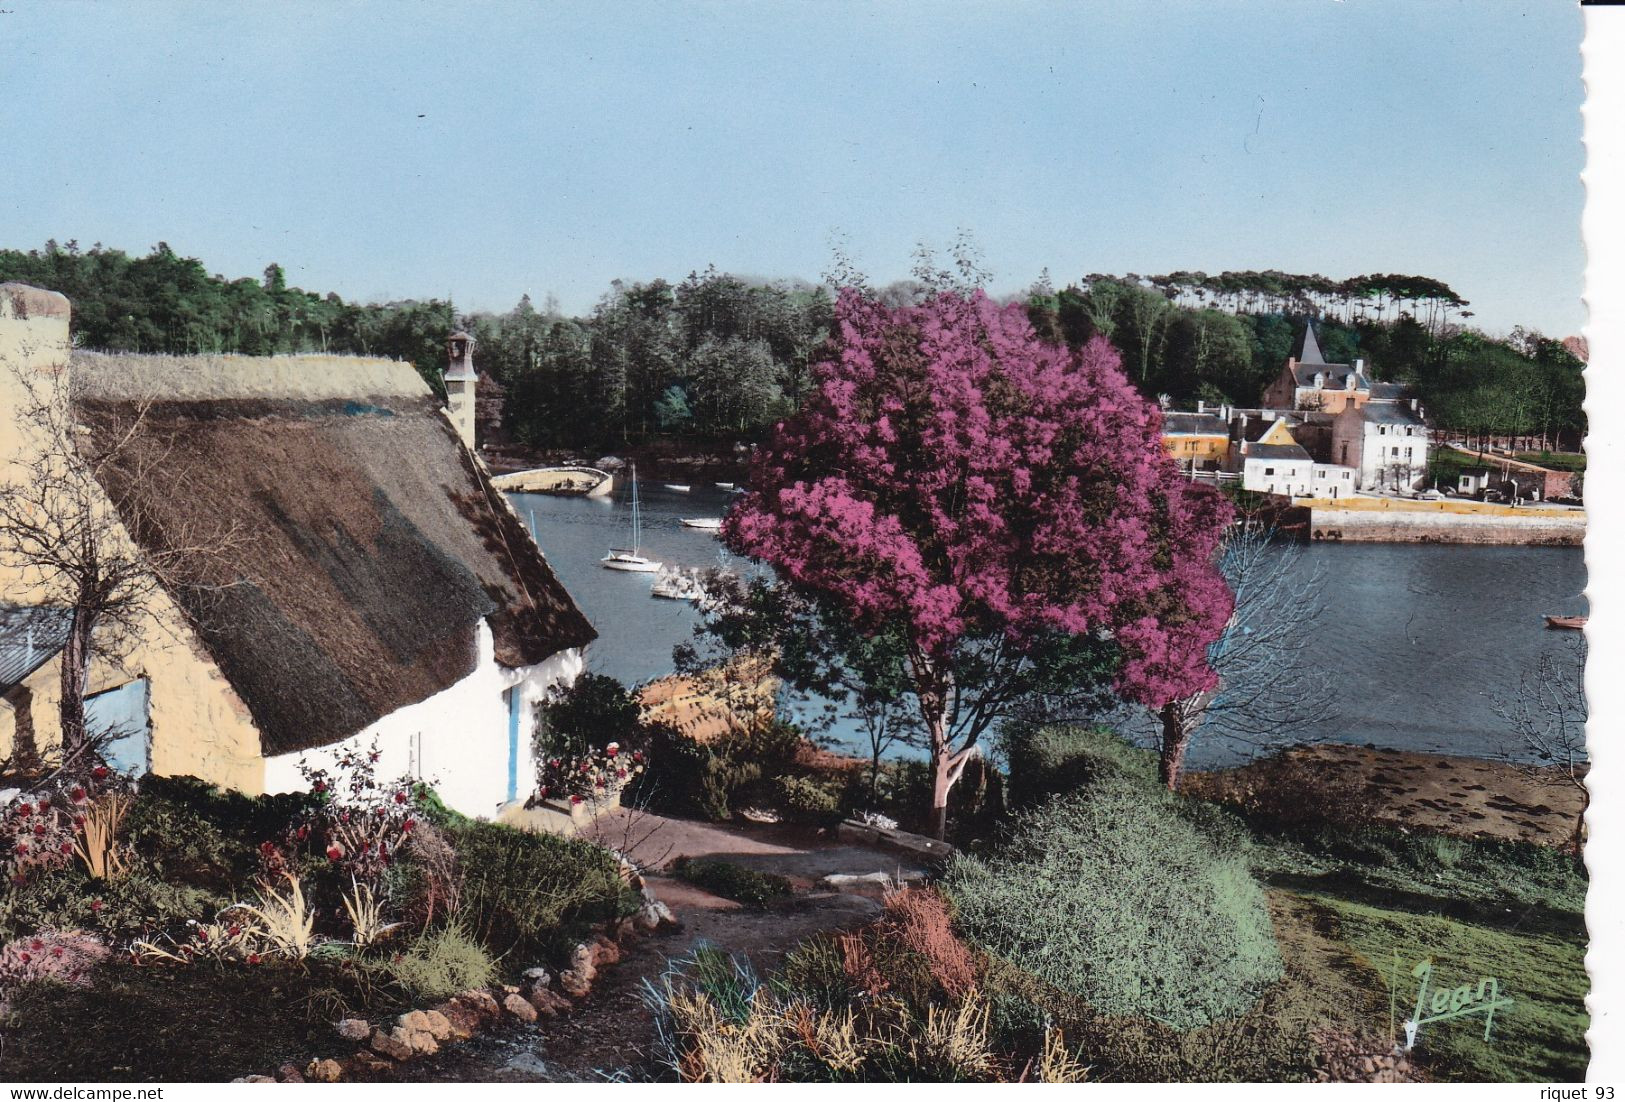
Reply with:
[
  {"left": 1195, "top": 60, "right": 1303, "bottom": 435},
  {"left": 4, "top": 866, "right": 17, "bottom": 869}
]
[{"left": 0, "top": 0, "right": 1587, "bottom": 337}]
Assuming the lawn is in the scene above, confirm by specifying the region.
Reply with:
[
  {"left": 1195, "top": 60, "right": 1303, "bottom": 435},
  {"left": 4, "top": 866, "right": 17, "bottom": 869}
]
[
  {"left": 1513, "top": 451, "right": 1586, "bottom": 472},
  {"left": 1305, "top": 893, "right": 1587, "bottom": 1082}
]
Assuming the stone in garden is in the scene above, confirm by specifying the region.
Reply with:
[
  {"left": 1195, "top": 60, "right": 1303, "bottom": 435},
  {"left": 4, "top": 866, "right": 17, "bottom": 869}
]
[
  {"left": 523, "top": 966, "right": 552, "bottom": 987},
  {"left": 420, "top": 1009, "right": 454, "bottom": 1042},
  {"left": 336, "top": 1018, "right": 371, "bottom": 1042},
  {"left": 391, "top": 1024, "right": 439, "bottom": 1057},
  {"left": 590, "top": 935, "right": 620, "bottom": 967},
  {"left": 454, "top": 988, "right": 502, "bottom": 1019},
  {"left": 432, "top": 1001, "right": 480, "bottom": 1040},
  {"left": 569, "top": 942, "right": 597, "bottom": 978},
  {"left": 634, "top": 902, "right": 662, "bottom": 931},
  {"left": 369, "top": 1028, "right": 416, "bottom": 1061},
  {"left": 232, "top": 1075, "right": 276, "bottom": 1083},
  {"left": 528, "top": 987, "right": 572, "bottom": 1017},
  {"left": 346, "top": 1051, "right": 393, "bottom": 1076},
  {"left": 558, "top": 968, "right": 592, "bottom": 998},
  {"left": 503, "top": 992, "right": 539, "bottom": 1022},
  {"left": 305, "top": 1058, "right": 344, "bottom": 1083},
  {"left": 275, "top": 1063, "right": 305, "bottom": 1083}
]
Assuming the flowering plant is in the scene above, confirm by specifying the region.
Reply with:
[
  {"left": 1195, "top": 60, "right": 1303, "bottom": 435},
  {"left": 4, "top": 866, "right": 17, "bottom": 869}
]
[
  {"left": 533, "top": 742, "right": 646, "bottom": 808},
  {"left": 0, "top": 930, "right": 109, "bottom": 1007},
  {"left": 290, "top": 739, "right": 422, "bottom": 882},
  {"left": 1, "top": 767, "right": 126, "bottom": 888}
]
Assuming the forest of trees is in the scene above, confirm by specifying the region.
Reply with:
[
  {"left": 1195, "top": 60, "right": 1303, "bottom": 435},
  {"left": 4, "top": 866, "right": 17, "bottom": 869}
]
[{"left": 0, "top": 242, "right": 1586, "bottom": 454}]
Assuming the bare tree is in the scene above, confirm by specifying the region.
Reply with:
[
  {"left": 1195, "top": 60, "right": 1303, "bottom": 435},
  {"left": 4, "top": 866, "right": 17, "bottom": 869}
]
[
  {"left": 1155, "top": 519, "right": 1337, "bottom": 788},
  {"left": 1494, "top": 635, "right": 1588, "bottom": 854},
  {"left": 0, "top": 357, "right": 240, "bottom": 772}
]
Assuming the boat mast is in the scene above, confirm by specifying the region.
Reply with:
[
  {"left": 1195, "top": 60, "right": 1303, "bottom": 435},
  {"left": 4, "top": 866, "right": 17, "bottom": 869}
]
[{"left": 630, "top": 463, "right": 641, "bottom": 554}]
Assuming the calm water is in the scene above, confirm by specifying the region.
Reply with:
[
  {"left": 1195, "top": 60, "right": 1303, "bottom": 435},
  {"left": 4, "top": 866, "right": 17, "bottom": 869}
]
[{"left": 511, "top": 487, "right": 1587, "bottom": 768}]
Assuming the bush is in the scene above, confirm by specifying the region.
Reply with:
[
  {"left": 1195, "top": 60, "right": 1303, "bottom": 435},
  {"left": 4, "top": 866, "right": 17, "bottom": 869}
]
[
  {"left": 535, "top": 672, "right": 646, "bottom": 762},
  {"left": 672, "top": 858, "right": 792, "bottom": 909},
  {"left": 449, "top": 821, "right": 635, "bottom": 964},
  {"left": 0, "top": 863, "right": 222, "bottom": 941},
  {"left": 372, "top": 924, "right": 493, "bottom": 1001},
  {"left": 1002, "top": 723, "right": 1149, "bottom": 808},
  {"left": 626, "top": 725, "right": 759, "bottom": 822},
  {"left": 944, "top": 729, "right": 1282, "bottom": 1031},
  {"left": 769, "top": 774, "right": 843, "bottom": 823}
]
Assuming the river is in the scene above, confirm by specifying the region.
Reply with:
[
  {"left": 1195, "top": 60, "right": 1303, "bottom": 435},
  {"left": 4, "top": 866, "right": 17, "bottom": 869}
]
[{"left": 509, "top": 485, "right": 1587, "bottom": 769}]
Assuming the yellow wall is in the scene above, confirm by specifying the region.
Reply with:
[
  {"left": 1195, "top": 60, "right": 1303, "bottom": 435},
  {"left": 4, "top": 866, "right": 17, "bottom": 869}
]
[
  {"left": 0, "top": 285, "right": 266, "bottom": 790},
  {"left": 1161, "top": 434, "right": 1230, "bottom": 464}
]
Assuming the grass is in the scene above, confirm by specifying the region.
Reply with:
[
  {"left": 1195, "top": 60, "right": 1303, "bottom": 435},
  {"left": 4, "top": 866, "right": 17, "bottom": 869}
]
[
  {"left": 672, "top": 857, "right": 792, "bottom": 909},
  {"left": 1512, "top": 451, "right": 1586, "bottom": 472},
  {"left": 1304, "top": 893, "right": 1587, "bottom": 1082}
]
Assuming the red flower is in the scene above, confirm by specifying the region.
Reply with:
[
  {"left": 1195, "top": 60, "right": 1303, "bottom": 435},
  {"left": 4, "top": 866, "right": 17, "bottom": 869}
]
[
  {"left": 36, "top": 800, "right": 50, "bottom": 814},
  {"left": 296, "top": 825, "right": 310, "bottom": 840},
  {"left": 228, "top": 924, "right": 242, "bottom": 937},
  {"left": 605, "top": 745, "right": 619, "bottom": 758},
  {"left": 258, "top": 841, "right": 277, "bottom": 856},
  {"left": 394, "top": 791, "right": 407, "bottom": 804},
  {"left": 569, "top": 794, "right": 583, "bottom": 805},
  {"left": 313, "top": 780, "right": 327, "bottom": 793},
  {"left": 15, "top": 841, "right": 29, "bottom": 853},
  {"left": 90, "top": 899, "right": 104, "bottom": 912},
  {"left": 326, "top": 844, "right": 344, "bottom": 861},
  {"left": 32, "top": 822, "right": 45, "bottom": 836},
  {"left": 195, "top": 928, "right": 209, "bottom": 942},
  {"left": 51, "top": 946, "right": 63, "bottom": 958},
  {"left": 247, "top": 953, "right": 262, "bottom": 965},
  {"left": 58, "top": 842, "right": 73, "bottom": 854},
  {"left": 16, "top": 804, "right": 30, "bottom": 818},
  {"left": 632, "top": 751, "right": 645, "bottom": 764},
  {"left": 70, "top": 787, "right": 87, "bottom": 803},
  {"left": 92, "top": 767, "right": 109, "bottom": 781},
  {"left": 402, "top": 818, "right": 415, "bottom": 832},
  {"left": 18, "top": 952, "right": 30, "bottom": 964},
  {"left": 30, "top": 938, "right": 43, "bottom": 951}
]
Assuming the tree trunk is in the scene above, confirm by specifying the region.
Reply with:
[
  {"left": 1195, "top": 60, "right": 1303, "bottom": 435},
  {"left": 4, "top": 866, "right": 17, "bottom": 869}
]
[
  {"left": 58, "top": 606, "right": 94, "bottom": 765},
  {"left": 929, "top": 748, "right": 953, "bottom": 841},
  {"left": 1157, "top": 700, "right": 1191, "bottom": 791}
]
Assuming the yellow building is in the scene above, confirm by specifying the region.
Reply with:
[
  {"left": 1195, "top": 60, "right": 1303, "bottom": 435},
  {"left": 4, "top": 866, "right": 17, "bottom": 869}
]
[
  {"left": 1160, "top": 411, "right": 1231, "bottom": 470},
  {"left": 0, "top": 284, "right": 596, "bottom": 817}
]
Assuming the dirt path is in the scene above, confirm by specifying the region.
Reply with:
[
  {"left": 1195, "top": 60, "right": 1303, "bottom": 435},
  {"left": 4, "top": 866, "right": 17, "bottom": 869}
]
[{"left": 391, "top": 812, "right": 929, "bottom": 1082}]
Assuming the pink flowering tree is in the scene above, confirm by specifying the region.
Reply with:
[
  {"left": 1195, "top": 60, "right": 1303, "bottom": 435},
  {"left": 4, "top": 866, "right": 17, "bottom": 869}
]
[{"left": 722, "top": 289, "right": 1234, "bottom": 835}]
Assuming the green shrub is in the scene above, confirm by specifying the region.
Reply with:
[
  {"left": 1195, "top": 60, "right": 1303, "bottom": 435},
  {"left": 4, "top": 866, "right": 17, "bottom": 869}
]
[
  {"left": 373, "top": 924, "right": 494, "bottom": 1001},
  {"left": 770, "top": 773, "right": 843, "bottom": 822},
  {"left": 873, "top": 755, "right": 1006, "bottom": 843},
  {"left": 944, "top": 729, "right": 1282, "bottom": 1031},
  {"left": 626, "top": 725, "right": 758, "bottom": 822},
  {"left": 0, "top": 863, "right": 222, "bottom": 940},
  {"left": 1001, "top": 723, "right": 1149, "bottom": 808},
  {"left": 449, "top": 821, "right": 635, "bottom": 963},
  {"left": 672, "top": 857, "right": 792, "bottom": 909},
  {"left": 536, "top": 672, "right": 645, "bottom": 761}
]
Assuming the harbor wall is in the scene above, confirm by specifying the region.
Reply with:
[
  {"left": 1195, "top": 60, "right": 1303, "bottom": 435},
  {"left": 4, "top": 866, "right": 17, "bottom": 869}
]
[{"left": 1307, "top": 503, "right": 1585, "bottom": 545}]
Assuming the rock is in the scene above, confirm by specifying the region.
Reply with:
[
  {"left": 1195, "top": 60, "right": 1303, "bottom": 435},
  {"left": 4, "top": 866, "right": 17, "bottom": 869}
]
[
  {"left": 523, "top": 966, "right": 553, "bottom": 987},
  {"left": 1359, "top": 1056, "right": 1376, "bottom": 1075},
  {"left": 395, "top": 1010, "right": 429, "bottom": 1034},
  {"left": 528, "top": 986, "right": 573, "bottom": 1017},
  {"left": 346, "top": 1051, "right": 393, "bottom": 1076},
  {"left": 369, "top": 1028, "right": 416, "bottom": 1062},
  {"left": 275, "top": 1063, "right": 305, "bottom": 1083},
  {"left": 432, "top": 1001, "right": 480, "bottom": 1040},
  {"left": 590, "top": 935, "right": 621, "bottom": 967},
  {"left": 503, "top": 992, "right": 539, "bottom": 1022},
  {"left": 232, "top": 1075, "right": 276, "bottom": 1084},
  {"left": 634, "top": 902, "right": 662, "bottom": 931},
  {"left": 305, "top": 1058, "right": 344, "bottom": 1083},
  {"left": 652, "top": 900, "right": 677, "bottom": 927},
  {"left": 421, "top": 1009, "right": 454, "bottom": 1042},
  {"left": 502, "top": 983, "right": 522, "bottom": 996},
  {"left": 504, "top": 1051, "right": 551, "bottom": 1077},
  {"left": 336, "top": 1018, "right": 372, "bottom": 1042},
  {"left": 569, "top": 942, "right": 597, "bottom": 976},
  {"left": 558, "top": 968, "right": 593, "bottom": 998},
  {"left": 454, "top": 988, "right": 502, "bottom": 1019},
  {"left": 393, "top": 1024, "right": 439, "bottom": 1057}
]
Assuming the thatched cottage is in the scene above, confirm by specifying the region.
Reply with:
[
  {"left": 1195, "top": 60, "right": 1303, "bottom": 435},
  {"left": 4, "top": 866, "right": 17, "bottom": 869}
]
[{"left": 0, "top": 284, "right": 595, "bottom": 816}]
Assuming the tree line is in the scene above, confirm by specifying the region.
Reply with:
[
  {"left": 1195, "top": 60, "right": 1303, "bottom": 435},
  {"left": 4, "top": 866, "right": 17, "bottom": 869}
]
[{"left": 0, "top": 241, "right": 1584, "bottom": 452}]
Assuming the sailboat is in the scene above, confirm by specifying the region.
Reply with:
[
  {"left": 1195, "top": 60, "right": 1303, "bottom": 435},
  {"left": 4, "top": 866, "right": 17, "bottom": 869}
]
[{"left": 602, "top": 465, "right": 662, "bottom": 572}]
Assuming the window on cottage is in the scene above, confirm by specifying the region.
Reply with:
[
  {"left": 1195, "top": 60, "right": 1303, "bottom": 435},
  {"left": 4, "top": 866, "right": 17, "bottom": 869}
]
[{"left": 1264, "top": 466, "right": 1275, "bottom": 476}]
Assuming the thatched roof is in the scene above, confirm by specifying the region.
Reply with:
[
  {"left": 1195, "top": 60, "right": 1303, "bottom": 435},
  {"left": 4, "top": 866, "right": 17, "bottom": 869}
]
[{"left": 70, "top": 351, "right": 596, "bottom": 756}]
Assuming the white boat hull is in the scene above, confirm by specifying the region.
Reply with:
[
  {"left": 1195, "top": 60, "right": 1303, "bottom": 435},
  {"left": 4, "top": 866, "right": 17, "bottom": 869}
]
[
  {"left": 602, "top": 554, "right": 661, "bottom": 572},
  {"left": 664, "top": 484, "right": 691, "bottom": 492},
  {"left": 680, "top": 517, "right": 723, "bottom": 531}
]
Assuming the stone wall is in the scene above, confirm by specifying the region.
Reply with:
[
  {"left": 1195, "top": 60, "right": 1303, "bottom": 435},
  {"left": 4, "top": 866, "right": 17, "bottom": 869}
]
[{"left": 1308, "top": 506, "right": 1585, "bottom": 545}]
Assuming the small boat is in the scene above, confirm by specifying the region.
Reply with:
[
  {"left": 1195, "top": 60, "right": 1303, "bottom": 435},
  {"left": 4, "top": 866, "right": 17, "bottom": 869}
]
[
  {"left": 714, "top": 482, "right": 735, "bottom": 490},
  {"left": 651, "top": 566, "right": 706, "bottom": 601},
  {"left": 603, "top": 465, "right": 661, "bottom": 573},
  {"left": 663, "top": 484, "right": 691, "bottom": 493},
  {"left": 680, "top": 517, "right": 723, "bottom": 531},
  {"left": 1544, "top": 615, "right": 1587, "bottom": 631}
]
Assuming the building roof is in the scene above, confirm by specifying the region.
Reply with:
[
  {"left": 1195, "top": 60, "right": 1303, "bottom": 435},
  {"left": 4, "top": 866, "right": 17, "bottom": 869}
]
[
  {"left": 1161, "top": 412, "right": 1228, "bottom": 436},
  {"left": 1290, "top": 362, "right": 1366, "bottom": 391},
  {"left": 1359, "top": 403, "right": 1426, "bottom": 426},
  {"left": 0, "top": 605, "right": 72, "bottom": 695},
  {"left": 1368, "top": 381, "right": 1409, "bottom": 401},
  {"left": 1294, "top": 320, "right": 1327, "bottom": 366},
  {"left": 69, "top": 350, "right": 596, "bottom": 757},
  {"left": 1244, "top": 442, "right": 1312, "bottom": 462}
]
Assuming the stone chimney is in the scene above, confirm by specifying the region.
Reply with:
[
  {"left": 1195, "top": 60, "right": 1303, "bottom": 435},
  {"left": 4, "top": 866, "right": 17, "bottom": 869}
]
[{"left": 443, "top": 329, "right": 478, "bottom": 450}]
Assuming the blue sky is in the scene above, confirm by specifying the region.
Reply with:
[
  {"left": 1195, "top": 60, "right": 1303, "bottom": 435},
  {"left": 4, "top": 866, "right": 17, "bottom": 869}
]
[{"left": 0, "top": 0, "right": 1585, "bottom": 336}]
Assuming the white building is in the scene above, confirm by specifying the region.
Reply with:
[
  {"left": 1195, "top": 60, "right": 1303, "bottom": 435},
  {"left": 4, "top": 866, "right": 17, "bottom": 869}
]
[{"left": 1331, "top": 400, "right": 1431, "bottom": 491}]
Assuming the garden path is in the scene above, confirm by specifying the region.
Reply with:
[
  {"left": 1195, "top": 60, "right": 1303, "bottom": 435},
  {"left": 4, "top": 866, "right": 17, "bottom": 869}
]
[{"left": 392, "top": 810, "right": 929, "bottom": 1082}]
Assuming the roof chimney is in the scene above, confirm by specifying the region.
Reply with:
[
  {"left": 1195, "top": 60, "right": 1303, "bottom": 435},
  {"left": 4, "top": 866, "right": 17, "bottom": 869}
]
[{"left": 444, "top": 330, "right": 478, "bottom": 450}]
